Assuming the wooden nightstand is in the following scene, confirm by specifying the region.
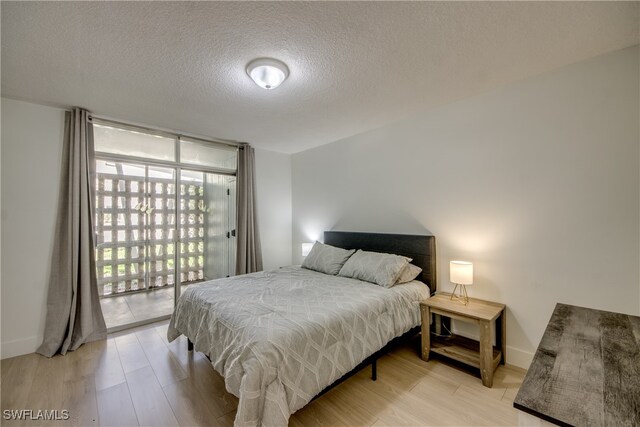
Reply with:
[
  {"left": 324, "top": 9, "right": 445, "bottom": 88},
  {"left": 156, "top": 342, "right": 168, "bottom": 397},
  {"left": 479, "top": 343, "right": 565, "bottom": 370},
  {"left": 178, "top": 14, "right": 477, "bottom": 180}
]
[{"left": 420, "top": 293, "right": 506, "bottom": 387}]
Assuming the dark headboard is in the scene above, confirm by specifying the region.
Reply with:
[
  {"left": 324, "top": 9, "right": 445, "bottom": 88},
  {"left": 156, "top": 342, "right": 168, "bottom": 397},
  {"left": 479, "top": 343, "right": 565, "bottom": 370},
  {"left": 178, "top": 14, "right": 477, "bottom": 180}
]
[{"left": 323, "top": 231, "right": 436, "bottom": 293}]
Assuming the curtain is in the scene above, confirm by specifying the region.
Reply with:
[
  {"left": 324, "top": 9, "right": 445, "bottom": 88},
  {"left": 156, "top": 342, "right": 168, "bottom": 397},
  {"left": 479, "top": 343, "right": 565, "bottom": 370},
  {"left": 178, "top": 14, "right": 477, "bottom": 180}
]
[
  {"left": 235, "top": 143, "right": 263, "bottom": 275},
  {"left": 37, "top": 108, "right": 106, "bottom": 357}
]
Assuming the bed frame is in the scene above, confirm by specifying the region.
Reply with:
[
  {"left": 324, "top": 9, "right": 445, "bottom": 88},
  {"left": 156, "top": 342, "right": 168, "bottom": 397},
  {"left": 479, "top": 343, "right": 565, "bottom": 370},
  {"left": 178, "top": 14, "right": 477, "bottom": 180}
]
[{"left": 187, "top": 230, "right": 437, "bottom": 398}]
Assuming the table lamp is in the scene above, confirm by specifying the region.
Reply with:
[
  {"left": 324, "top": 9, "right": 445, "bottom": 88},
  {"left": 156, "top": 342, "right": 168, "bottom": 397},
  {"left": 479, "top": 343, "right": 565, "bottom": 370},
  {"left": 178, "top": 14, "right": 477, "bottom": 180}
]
[
  {"left": 301, "top": 243, "right": 314, "bottom": 257},
  {"left": 450, "top": 260, "right": 473, "bottom": 305}
]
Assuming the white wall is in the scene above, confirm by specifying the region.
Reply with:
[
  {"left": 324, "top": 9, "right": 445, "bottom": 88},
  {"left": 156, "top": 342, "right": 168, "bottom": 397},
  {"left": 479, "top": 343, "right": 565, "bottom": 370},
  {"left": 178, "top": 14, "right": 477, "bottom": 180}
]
[
  {"left": 1, "top": 98, "right": 66, "bottom": 359},
  {"left": 0, "top": 99, "right": 293, "bottom": 358},
  {"left": 255, "top": 148, "right": 293, "bottom": 270},
  {"left": 292, "top": 46, "right": 640, "bottom": 369}
]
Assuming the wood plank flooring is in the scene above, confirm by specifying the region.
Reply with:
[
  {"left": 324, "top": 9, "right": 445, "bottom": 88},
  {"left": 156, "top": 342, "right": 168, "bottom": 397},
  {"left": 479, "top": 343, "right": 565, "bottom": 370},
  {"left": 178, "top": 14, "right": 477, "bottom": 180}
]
[{"left": 1, "top": 321, "right": 526, "bottom": 426}]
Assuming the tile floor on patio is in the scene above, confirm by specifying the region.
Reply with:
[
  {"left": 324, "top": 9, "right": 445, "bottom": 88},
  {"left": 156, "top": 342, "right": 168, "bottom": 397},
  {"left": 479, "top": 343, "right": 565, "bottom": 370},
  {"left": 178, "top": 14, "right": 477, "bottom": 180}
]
[{"left": 100, "top": 286, "right": 187, "bottom": 330}]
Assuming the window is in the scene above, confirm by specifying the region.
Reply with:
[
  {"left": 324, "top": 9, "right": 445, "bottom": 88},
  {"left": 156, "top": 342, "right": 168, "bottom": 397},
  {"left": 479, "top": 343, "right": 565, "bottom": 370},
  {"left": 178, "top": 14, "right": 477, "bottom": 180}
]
[
  {"left": 94, "top": 123, "right": 175, "bottom": 161},
  {"left": 180, "top": 137, "right": 237, "bottom": 171},
  {"left": 93, "top": 119, "right": 237, "bottom": 300}
]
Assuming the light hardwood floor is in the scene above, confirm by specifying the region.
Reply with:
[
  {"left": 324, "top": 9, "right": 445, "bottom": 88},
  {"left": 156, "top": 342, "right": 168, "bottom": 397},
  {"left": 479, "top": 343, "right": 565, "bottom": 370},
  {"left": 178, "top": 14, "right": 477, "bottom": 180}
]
[{"left": 1, "top": 321, "right": 526, "bottom": 426}]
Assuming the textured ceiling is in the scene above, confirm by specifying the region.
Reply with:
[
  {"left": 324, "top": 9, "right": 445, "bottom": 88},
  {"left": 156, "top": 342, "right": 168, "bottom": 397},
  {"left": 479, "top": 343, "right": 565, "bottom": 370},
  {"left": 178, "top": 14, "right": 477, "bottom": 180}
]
[{"left": 2, "top": 2, "right": 638, "bottom": 153}]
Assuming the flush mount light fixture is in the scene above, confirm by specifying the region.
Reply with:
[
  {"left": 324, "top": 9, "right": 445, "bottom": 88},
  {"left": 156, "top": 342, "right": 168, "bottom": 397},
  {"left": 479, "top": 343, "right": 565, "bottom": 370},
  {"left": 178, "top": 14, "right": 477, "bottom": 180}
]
[{"left": 246, "top": 58, "right": 289, "bottom": 90}]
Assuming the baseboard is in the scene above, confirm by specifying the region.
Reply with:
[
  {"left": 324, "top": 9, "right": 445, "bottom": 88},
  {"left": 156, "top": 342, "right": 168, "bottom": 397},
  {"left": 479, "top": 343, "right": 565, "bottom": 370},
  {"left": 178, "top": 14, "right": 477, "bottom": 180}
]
[
  {"left": 505, "top": 345, "right": 534, "bottom": 369},
  {"left": 1, "top": 335, "right": 41, "bottom": 359},
  {"left": 1, "top": 315, "right": 174, "bottom": 359}
]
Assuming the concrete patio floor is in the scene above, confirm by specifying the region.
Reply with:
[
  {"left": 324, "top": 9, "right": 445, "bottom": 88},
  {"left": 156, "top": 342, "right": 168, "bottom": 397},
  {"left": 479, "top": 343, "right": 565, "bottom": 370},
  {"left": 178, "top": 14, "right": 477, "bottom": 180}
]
[{"left": 100, "top": 286, "right": 190, "bottom": 330}]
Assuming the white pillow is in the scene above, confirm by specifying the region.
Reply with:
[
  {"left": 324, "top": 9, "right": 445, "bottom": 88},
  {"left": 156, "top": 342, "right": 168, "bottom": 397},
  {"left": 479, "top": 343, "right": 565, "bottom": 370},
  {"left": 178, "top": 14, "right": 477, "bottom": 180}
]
[
  {"left": 338, "top": 250, "right": 410, "bottom": 288},
  {"left": 396, "top": 263, "right": 422, "bottom": 284},
  {"left": 301, "top": 242, "right": 355, "bottom": 275}
]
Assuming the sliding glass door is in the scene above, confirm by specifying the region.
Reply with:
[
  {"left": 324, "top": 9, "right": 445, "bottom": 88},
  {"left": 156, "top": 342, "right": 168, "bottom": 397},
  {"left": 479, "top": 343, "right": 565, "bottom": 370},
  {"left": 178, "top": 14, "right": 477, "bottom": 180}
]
[
  {"left": 95, "top": 160, "right": 151, "bottom": 296},
  {"left": 178, "top": 170, "right": 236, "bottom": 295},
  {"left": 93, "top": 120, "right": 237, "bottom": 329},
  {"left": 95, "top": 160, "right": 178, "bottom": 327}
]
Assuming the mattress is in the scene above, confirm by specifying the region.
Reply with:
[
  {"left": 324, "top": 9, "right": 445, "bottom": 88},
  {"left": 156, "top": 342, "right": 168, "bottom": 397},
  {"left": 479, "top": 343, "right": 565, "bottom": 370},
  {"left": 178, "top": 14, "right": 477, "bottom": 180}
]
[{"left": 167, "top": 266, "right": 430, "bottom": 426}]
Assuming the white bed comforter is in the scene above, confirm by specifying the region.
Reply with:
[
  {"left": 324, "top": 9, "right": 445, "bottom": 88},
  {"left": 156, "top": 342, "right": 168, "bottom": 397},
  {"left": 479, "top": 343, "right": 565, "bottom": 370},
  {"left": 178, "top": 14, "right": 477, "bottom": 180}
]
[{"left": 167, "top": 266, "right": 430, "bottom": 426}]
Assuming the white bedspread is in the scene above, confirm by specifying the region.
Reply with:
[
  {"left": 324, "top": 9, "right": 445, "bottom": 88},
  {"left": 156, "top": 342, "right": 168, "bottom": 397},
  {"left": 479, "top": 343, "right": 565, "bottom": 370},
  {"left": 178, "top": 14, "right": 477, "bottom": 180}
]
[{"left": 167, "top": 266, "right": 430, "bottom": 426}]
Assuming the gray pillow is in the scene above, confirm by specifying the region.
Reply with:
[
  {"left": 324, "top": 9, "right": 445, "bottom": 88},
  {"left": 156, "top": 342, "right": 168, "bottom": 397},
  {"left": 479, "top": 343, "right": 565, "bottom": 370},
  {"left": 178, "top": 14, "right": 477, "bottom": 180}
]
[
  {"left": 338, "top": 250, "right": 410, "bottom": 288},
  {"left": 396, "top": 263, "right": 422, "bottom": 284},
  {"left": 301, "top": 242, "right": 355, "bottom": 275}
]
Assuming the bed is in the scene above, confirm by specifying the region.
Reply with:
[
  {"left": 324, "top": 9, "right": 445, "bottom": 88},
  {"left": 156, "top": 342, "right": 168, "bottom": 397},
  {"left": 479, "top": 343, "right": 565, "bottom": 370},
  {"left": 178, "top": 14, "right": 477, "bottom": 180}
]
[{"left": 168, "top": 231, "right": 436, "bottom": 426}]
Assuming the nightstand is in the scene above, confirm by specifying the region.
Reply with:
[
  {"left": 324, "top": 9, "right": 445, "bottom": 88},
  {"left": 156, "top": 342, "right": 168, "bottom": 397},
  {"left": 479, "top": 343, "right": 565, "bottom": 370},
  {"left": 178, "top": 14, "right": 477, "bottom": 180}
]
[{"left": 420, "top": 293, "right": 506, "bottom": 387}]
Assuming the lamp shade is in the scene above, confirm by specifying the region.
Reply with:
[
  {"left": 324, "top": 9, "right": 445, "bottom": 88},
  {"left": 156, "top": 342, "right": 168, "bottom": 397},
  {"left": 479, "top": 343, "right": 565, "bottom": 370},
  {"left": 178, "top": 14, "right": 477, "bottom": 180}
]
[
  {"left": 301, "top": 243, "right": 314, "bottom": 257},
  {"left": 450, "top": 261, "right": 473, "bottom": 285}
]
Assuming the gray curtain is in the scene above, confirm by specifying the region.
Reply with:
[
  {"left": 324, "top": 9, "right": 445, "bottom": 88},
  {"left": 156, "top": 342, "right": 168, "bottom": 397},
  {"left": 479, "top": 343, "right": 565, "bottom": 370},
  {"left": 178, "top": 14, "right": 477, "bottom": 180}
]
[
  {"left": 37, "top": 108, "right": 106, "bottom": 357},
  {"left": 235, "top": 144, "right": 263, "bottom": 275}
]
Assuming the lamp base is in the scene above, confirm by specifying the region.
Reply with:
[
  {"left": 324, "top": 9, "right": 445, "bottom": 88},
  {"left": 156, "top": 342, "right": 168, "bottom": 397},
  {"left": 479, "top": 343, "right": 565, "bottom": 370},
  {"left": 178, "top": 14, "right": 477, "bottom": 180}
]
[{"left": 450, "top": 284, "right": 469, "bottom": 305}]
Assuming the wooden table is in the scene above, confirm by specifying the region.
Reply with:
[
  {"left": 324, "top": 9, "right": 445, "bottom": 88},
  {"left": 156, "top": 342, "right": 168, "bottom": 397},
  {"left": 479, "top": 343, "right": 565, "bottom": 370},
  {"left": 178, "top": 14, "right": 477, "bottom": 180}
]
[
  {"left": 420, "top": 293, "right": 506, "bottom": 387},
  {"left": 514, "top": 303, "right": 640, "bottom": 426}
]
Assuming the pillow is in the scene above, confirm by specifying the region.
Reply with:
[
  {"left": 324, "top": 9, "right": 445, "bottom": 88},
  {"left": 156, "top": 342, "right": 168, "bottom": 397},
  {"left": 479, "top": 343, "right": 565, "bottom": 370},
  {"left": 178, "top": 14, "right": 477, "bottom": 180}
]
[
  {"left": 338, "top": 249, "right": 410, "bottom": 288},
  {"left": 301, "top": 242, "right": 355, "bottom": 275},
  {"left": 396, "top": 263, "right": 423, "bottom": 284}
]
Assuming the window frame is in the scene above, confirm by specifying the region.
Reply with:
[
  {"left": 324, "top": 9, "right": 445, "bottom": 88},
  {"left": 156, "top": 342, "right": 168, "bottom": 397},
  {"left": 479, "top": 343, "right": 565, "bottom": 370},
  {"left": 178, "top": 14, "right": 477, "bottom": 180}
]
[
  {"left": 92, "top": 117, "right": 238, "bottom": 302},
  {"left": 91, "top": 117, "right": 239, "bottom": 176}
]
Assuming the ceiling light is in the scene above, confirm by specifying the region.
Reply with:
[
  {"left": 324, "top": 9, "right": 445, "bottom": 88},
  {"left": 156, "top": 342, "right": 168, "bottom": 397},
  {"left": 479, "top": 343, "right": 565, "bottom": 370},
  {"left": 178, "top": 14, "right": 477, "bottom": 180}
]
[{"left": 246, "top": 58, "right": 289, "bottom": 90}]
